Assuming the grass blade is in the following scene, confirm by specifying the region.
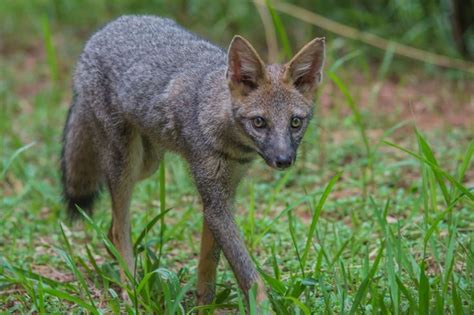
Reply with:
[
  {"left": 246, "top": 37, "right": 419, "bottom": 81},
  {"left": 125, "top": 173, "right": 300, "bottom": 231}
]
[
  {"left": 395, "top": 275, "right": 418, "bottom": 313},
  {"left": 301, "top": 172, "right": 341, "bottom": 271},
  {"left": 451, "top": 276, "right": 464, "bottom": 315},
  {"left": 416, "top": 130, "right": 451, "bottom": 205},
  {"left": 384, "top": 140, "right": 474, "bottom": 201},
  {"left": 43, "top": 287, "right": 99, "bottom": 314},
  {"left": 264, "top": 0, "right": 292, "bottom": 59},
  {"left": 76, "top": 207, "right": 136, "bottom": 288},
  {"left": 0, "top": 142, "right": 35, "bottom": 179},
  {"left": 349, "top": 242, "right": 385, "bottom": 315},
  {"left": 59, "top": 223, "right": 97, "bottom": 310},
  {"left": 133, "top": 208, "right": 171, "bottom": 253},
  {"left": 329, "top": 72, "right": 370, "bottom": 158},
  {"left": 288, "top": 211, "right": 304, "bottom": 276},
  {"left": 41, "top": 16, "right": 59, "bottom": 85},
  {"left": 255, "top": 194, "right": 314, "bottom": 244},
  {"left": 418, "top": 261, "right": 430, "bottom": 314},
  {"left": 157, "top": 159, "right": 167, "bottom": 267}
]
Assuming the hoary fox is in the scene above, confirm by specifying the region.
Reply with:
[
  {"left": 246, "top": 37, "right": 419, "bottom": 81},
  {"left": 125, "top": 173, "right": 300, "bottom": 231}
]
[{"left": 61, "top": 15, "right": 325, "bottom": 308}]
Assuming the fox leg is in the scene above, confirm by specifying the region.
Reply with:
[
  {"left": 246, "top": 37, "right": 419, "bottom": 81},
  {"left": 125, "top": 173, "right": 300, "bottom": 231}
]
[
  {"left": 107, "top": 177, "right": 135, "bottom": 276},
  {"left": 191, "top": 156, "right": 267, "bottom": 307},
  {"left": 197, "top": 220, "right": 221, "bottom": 305},
  {"left": 104, "top": 129, "right": 145, "bottom": 283},
  {"left": 107, "top": 174, "right": 136, "bottom": 303}
]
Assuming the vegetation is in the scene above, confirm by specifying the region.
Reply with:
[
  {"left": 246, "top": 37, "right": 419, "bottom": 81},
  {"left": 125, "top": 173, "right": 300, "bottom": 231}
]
[{"left": 1, "top": 0, "right": 473, "bottom": 314}]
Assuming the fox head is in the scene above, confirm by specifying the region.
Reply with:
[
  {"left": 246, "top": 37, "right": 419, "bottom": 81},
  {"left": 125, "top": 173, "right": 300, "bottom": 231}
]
[{"left": 226, "top": 35, "right": 325, "bottom": 170}]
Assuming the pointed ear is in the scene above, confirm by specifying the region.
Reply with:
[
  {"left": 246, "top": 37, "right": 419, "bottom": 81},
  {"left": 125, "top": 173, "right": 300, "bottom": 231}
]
[
  {"left": 226, "top": 35, "right": 267, "bottom": 95},
  {"left": 284, "top": 37, "right": 325, "bottom": 95}
]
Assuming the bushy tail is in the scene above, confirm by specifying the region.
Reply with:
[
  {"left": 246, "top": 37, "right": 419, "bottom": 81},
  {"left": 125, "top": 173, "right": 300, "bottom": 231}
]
[{"left": 61, "top": 97, "right": 102, "bottom": 220}]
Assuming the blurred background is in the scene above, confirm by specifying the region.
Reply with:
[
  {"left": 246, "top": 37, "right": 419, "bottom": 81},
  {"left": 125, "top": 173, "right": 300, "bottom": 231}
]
[
  {"left": 2, "top": 1, "right": 474, "bottom": 67},
  {"left": 1, "top": 1, "right": 473, "bottom": 313},
  {"left": 1, "top": 0, "right": 473, "bottom": 131}
]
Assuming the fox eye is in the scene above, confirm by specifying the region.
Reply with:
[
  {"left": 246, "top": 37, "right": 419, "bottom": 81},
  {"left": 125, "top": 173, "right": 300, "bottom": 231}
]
[
  {"left": 252, "top": 116, "right": 266, "bottom": 128},
  {"left": 291, "top": 117, "right": 302, "bottom": 128}
]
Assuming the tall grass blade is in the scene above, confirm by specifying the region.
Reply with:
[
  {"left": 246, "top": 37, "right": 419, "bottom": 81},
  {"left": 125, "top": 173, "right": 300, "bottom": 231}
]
[
  {"left": 288, "top": 211, "right": 304, "bottom": 276},
  {"left": 384, "top": 140, "right": 474, "bottom": 201},
  {"left": 264, "top": 0, "right": 292, "bottom": 58},
  {"left": 416, "top": 130, "right": 451, "bottom": 205},
  {"left": 43, "top": 287, "right": 99, "bottom": 314},
  {"left": 452, "top": 140, "right": 474, "bottom": 198},
  {"left": 255, "top": 194, "right": 314, "bottom": 243},
  {"left": 282, "top": 296, "right": 311, "bottom": 315},
  {"left": 371, "top": 198, "right": 399, "bottom": 315},
  {"left": 59, "top": 223, "right": 97, "bottom": 310},
  {"left": 349, "top": 242, "right": 385, "bottom": 315},
  {"left": 329, "top": 72, "right": 370, "bottom": 158},
  {"left": 442, "top": 225, "right": 457, "bottom": 301},
  {"left": 395, "top": 275, "right": 418, "bottom": 313},
  {"left": 41, "top": 16, "right": 59, "bottom": 85},
  {"left": 133, "top": 208, "right": 171, "bottom": 252},
  {"left": 451, "top": 276, "right": 464, "bottom": 315},
  {"left": 329, "top": 72, "right": 370, "bottom": 195},
  {"left": 158, "top": 159, "right": 167, "bottom": 266},
  {"left": 76, "top": 207, "right": 136, "bottom": 287},
  {"left": 329, "top": 50, "right": 361, "bottom": 73},
  {"left": 301, "top": 172, "right": 341, "bottom": 270},
  {"left": 418, "top": 261, "right": 430, "bottom": 314},
  {"left": 1, "top": 142, "right": 35, "bottom": 179},
  {"left": 37, "top": 280, "right": 45, "bottom": 315}
]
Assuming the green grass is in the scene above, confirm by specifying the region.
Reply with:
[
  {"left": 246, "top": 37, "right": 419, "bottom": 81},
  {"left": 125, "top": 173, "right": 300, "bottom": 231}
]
[{"left": 1, "top": 1, "right": 473, "bottom": 314}]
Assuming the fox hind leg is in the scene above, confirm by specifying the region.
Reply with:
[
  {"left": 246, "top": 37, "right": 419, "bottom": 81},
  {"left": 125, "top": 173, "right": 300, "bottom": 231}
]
[
  {"left": 104, "top": 129, "right": 147, "bottom": 278},
  {"left": 197, "top": 220, "right": 221, "bottom": 306}
]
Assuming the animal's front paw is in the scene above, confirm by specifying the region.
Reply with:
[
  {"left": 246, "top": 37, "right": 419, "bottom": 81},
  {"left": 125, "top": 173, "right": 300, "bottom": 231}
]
[
  {"left": 255, "top": 278, "right": 268, "bottom": 303},
  {"left": 248, "top": 279, "right": 272, "bottom": 314}
]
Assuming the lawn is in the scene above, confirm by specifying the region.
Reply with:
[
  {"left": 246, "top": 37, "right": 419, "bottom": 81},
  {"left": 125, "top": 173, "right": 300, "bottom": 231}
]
[{"left": 1, "top": 1, "right": 473, "bottom": 314}]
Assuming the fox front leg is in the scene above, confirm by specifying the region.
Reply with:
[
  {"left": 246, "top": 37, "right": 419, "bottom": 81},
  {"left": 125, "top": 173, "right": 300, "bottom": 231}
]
[{"left": 191, "top": 157, "right": 268, "bottom": 306}]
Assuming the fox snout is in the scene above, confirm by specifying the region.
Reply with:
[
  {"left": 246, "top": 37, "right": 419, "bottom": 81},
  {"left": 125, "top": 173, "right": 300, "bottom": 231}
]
[
  {"left": 259, "top": 137, "right": 296, "bottom": 170},
  {"left": 271, "top": 153, "right": 295, "bottom": 170}
]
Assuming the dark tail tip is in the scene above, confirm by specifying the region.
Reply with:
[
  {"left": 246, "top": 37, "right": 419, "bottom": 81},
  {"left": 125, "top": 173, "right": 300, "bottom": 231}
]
[{"left": 64, "top": 192, "right": 99, "bottom": 221}]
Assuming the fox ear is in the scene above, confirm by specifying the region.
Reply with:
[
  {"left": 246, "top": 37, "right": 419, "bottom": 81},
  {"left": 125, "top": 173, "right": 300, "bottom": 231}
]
[
  {"left": 284, "top": 37, "right": 325, "bottom": 96},
  {"left": 227, "top": 35, "right": 267, "bottom": 95}
]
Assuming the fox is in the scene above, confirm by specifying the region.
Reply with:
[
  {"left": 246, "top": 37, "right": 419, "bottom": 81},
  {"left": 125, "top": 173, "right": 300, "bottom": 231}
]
[{"left": 61, "top": 15, "right": 325, "bottom": 308}]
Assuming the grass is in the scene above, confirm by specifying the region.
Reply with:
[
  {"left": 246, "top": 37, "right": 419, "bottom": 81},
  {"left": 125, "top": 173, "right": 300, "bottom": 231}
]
[{"left": 1, "top": 1, "right": 473, "bottom": 314}]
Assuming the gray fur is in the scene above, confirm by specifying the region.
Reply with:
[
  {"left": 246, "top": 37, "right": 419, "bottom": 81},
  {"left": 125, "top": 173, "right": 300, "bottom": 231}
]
[{"left": 61, "top": 15, "right": 325, "bottom": 306}]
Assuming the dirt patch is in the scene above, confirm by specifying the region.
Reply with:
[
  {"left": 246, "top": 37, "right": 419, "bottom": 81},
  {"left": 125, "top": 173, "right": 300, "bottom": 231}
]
[
  {"left": 30, "top": 265, "right": 75, "bottom": 283},
  {"left": 319, "top": 72, "right": 474, "bottom": 130}
]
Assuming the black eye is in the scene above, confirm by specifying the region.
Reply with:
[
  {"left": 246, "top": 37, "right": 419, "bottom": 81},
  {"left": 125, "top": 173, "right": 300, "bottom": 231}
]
[
  {"left": 291, "top": 117, "right": 302, "bottom": 128},
  {"left": 252, "top": 116, "right": 266, "bottom": 128}
]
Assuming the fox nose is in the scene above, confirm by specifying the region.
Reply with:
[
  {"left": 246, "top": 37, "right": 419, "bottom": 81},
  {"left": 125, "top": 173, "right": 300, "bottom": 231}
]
[{"left": 275, "top": 155, "right": 293, "bottom": 169}]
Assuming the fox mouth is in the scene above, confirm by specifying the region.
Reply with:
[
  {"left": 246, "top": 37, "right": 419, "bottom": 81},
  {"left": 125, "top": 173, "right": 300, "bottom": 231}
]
[
  {"left": 257, "top": 152, "right": 294, "bottom": 170},
  {"left": 270, "top": 162, "right": 293, "bottom": 171}
]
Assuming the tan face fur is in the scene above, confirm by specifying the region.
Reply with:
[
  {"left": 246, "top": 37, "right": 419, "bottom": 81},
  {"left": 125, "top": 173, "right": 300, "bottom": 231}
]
[{"left": 226, "top": 36, "right": 325, "bottom": 169}]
